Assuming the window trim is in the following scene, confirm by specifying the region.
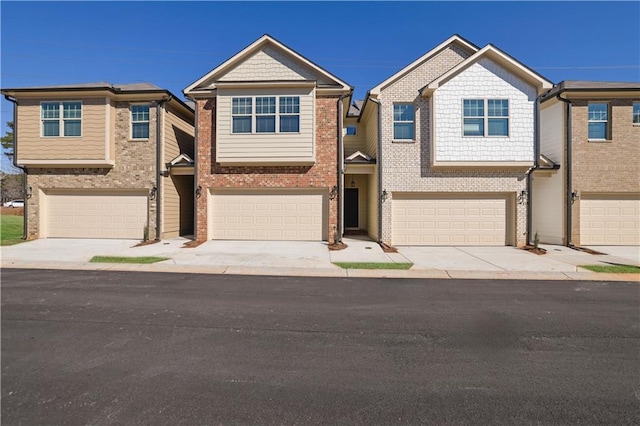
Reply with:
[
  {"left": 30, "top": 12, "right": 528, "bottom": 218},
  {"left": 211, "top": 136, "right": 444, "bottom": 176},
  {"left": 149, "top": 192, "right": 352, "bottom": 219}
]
[
  {"left": 130, "top": 103, "right": 150, "bottom": 140},
  {"left": 462, "top": 99, "right": 509, "bottom": 138},
  {"left": 587, "top": 102, "right": 610, "bottom": 141},
  {"left": 40, "top": 101, "right": 82, "bottom": 138},
  {"left": 230, "top": 95, "right": 301, "bottom": 135},
  {"left": 632, "top": 101, "right": 640, "bottom": 126},
  {"left": 392, "top": 103, "right": 415, "bottom": 141}
]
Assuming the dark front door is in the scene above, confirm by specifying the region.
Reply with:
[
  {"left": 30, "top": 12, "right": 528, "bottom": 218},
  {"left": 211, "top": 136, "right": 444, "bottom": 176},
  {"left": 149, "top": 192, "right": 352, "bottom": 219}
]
[{"left": 345, "top": 188, "right": 359, "bottom": 228}]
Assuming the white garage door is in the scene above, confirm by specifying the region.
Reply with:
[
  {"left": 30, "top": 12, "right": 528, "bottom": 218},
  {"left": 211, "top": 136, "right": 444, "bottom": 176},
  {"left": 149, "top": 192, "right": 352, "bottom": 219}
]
[
  {"left": 47, "top": 193, "right": 148, "bottom": 239},
  {"left": 211, "top": 192, "right": 324, "bottom": 240},
  {"left": 580, "top": 194, "right": 640, "bottom": 245},
  {"left": 393, "top": 195, "right": 508, "bottom": 246}
]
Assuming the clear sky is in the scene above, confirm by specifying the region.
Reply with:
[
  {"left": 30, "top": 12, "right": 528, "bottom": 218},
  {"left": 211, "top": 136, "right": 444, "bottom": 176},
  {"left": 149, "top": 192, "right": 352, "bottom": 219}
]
[{"left": 1, "top": 1, "right": 639, "bottom": 172}]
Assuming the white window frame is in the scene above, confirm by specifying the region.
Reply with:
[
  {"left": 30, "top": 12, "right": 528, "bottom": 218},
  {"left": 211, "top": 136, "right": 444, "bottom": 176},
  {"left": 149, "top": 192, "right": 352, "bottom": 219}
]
[
  {"left": 130, "top": 104, "right": 150, "bottom": 140},
  {"left": 230, "top": 96, "right": 300, "bottom": 135},
  {"left": 41, "top": 101, "right": 82, "bottom": 137},
  {"left": 392, "top": 103, "right": 415, "bottom": 141},
  {"left": 632, "top": 101, "right": 640, "bottom": 126},
  {"left": 462, "top": 99, "right": 509, "bottom": 137},
  {"left": 587, "top": 102, "right": 610, "bottom": 140}
]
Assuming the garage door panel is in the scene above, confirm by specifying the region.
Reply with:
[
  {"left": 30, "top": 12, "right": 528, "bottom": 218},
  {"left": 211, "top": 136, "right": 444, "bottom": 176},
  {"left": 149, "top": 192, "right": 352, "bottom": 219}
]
[
  {"left": 211, "top": 192, "right": 324, "bottom": 241},
  {"left": 47, "top": 193, "right": 147, "bottom": 239},
  {"left": 393, "top": 195, "right": 507, "bottom": 246},
  {"left": 580, "top": 195, "right": 640, "bottom": 245}
]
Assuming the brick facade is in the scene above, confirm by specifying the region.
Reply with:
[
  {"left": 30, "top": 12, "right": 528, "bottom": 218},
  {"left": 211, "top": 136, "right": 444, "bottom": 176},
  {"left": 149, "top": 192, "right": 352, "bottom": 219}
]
[
  {"left": 569, "top": 99, "right": 640, "bottom": 245},
  {"left": 377, "top": 45, "right": 531, "bottom": 246},
  {"left": 25, "top": 103, "right": 158, "bottom": 239},
  {"left": 195, "top": 96, "right": 339, "bottom": 242}
]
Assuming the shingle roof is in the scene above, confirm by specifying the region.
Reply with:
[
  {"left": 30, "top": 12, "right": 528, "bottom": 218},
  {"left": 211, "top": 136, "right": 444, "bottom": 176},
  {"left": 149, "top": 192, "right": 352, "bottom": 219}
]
[
  {"left": 348, "top": 100, "right": 363, "bottom": 116},
  {"left": 558, "top": 80, "right": 640, "bottom": 90},
  {"left": 2, "top": 81, "right": 165, "bottom": 92}
]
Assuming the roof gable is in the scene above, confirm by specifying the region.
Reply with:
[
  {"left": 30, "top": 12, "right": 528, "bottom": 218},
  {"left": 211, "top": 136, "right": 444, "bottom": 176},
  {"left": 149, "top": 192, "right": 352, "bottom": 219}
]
[
  {"left": 184, "top": 35, "right": 351, "bottom": 95},
  {"left": 369, "top": 34, "right": 479, "bottom": 96},
  {"left": 421, "top": 44, "right": 553, "bottom": 96}
]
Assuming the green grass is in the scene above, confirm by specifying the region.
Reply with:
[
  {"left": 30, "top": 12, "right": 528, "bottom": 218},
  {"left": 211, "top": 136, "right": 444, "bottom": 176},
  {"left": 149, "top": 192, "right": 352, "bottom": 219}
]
[
  {"left": 580, "top": 264, "right": 640, "bottom": 274},
  {"left": 1, "top": 215, "right": 25, "bottom": 246},
  {"left": 333, "top": 262, "right": 413, "bottom": 270},
  {"left": 90, "top": 256, "right": 170, "bottom": 264}
]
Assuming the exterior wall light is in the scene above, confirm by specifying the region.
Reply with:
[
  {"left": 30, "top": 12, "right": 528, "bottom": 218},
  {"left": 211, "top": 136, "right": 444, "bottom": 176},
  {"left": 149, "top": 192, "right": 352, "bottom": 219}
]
[
  {"left": 329, "top": 185, "right": 338, "bottom": 200},
  {"left": 25, "top": 185, "right": 32, "bottom": 199},
  {"left": 517, "top": 190, "right": 528, "bottom": 205},
  {"left": 381, "top": 189, "right": 388, "bottom": 202},
  {"left": 149, "top": 186, "right": 158, "bottom": 200},
  {"left": 571, "top": 190, "right": 580, "bottom": 204},
  {"left": 195, "top": 185, "right": 202, "bottom": 198}
]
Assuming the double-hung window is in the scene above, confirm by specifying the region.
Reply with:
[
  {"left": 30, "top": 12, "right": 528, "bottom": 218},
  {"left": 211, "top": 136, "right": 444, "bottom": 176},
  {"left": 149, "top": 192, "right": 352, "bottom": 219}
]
[
  {"left": 231, "top": 96, "right": 300, "bottom": 134},
  {"left": 393, "top": 103, "right": 414, "bottom": 140},
  {"left": 632, "top": 102, "right": 640, "bottom": 125},
  {"left": 131, "top": 105, "right": 150, "bottom": 139},
  {"left": 463, "top": 99, "right": 509, "bottom": 137},
  {"left": 279, "top": 96, "right": 300, "bottom": 133},
  {"left": 588, "top": 103, "right": 609, "bottom": 140},
  {"left": 41, "top": 101, "right": 82, "bottom": 137},
  {"left": 256, "top": 97, "right": 276, "bottom": 133}
]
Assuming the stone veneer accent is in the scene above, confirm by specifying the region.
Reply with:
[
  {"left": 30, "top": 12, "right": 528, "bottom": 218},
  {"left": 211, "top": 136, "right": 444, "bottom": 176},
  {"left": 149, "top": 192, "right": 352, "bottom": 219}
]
[
  {"left": 377, "top": 45, "right": 530, "bottom": 246},
  {"left": 568, "top": 99, "right": 640, "bottom": 245},
  {"left": 25, "top": 102, "right": 158, "bottom": 239},
  {"left": 194, "top": 96, "right": 339, "bottom": 242}
]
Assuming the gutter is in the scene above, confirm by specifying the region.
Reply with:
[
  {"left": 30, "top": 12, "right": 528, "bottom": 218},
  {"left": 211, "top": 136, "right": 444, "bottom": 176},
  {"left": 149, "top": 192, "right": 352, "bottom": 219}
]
[
  {"left": 155, "top": 95, "right": 172, "bottom": 240},
  {"left": 368, "top": 97, "right": 383, "bottom": 243},
  {"left": 555, "top": 92, "right": 573, "bottom": 246},
  {"left": 3, "top": 95, "right": 27, "bottom": 240},
  {"left": 525, "top": 93, "right": 542, "bottom": 244},
  {"left": 337, "top": 92, "right": 351, "bottom": 243},
  {"left": 185, "top": 94, "right": 199, "bottom": 240}
]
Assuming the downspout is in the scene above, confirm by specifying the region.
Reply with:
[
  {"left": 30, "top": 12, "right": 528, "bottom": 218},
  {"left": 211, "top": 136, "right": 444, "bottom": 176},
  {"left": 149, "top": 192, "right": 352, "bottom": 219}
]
[
  {"left": 186, "top": 95, "right": 198, "bottom": 240},
  {"left": 369, "top": 97, "right": 383, "bottom": 243},
  {"left": 555, "top": 92, "right": 573, "bottom": 246},
  {"left": 337, "top": 93, "right": 350, "bottom": 243},
  {"left": 155, "top": 95, "right": 172, "bottom": 240},
  {"left": 525, "top": 94, "right": 543, "bottom": 245},
  {"left": 4, "top": 95, "right": 27, "bottom": 240}
]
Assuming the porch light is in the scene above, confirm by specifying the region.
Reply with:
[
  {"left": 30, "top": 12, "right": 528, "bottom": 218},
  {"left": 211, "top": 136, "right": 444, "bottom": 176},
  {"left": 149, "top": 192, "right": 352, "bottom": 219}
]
[
  {"left": 571, "top": 191, "right": 580, "bottom": 204},
  {"left": 25, "top": 185, "right": 32, "bottom": 199},
  {"left": 517, "top": 190, "right": 528, "bottom": 205},
  {"left": 149, "top": 186, "right": 158, "bottom": 200},
  {"left": 381, "top": 190, "right": 388, "bottom": 202},
  {"left": 195, "top": 185, "right": 202, "bottom": 198},
  {"left": 329, "top": 185, "right": 338, "bottom": 200}
]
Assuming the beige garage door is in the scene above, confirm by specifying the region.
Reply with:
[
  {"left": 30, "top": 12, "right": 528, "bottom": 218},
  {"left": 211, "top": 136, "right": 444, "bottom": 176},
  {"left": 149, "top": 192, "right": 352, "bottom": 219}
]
[
  {"left": 580, "top": 194, "right": 640, "bottom": 245},
  {"left": 47, "top": 193, "right": 148, "bottom": 239},
  {"left": 393, "top": 194, "right": 508, "bottom": 246},
  {"left": 211, "top": 192, "right": 324, "bottom": 240}
]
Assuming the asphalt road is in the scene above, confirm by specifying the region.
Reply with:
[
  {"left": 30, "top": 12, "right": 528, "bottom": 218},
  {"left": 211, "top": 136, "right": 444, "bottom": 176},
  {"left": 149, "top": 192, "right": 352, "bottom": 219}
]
[{"left": 2, "top": 269, "right": 639, "bottom": 425}]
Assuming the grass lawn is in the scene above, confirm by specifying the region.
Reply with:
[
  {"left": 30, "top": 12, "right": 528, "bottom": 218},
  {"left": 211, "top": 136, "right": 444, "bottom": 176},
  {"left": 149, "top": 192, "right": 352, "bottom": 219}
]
[
  {"left": 580, "top": 264, "right": 640, "bottom": 274},
  {"left": 1, "top": 215, "right": 24, "bottom": 246},
  {"left": 333, "top": 262, "right": 413, "bottom": 270},
  {"left": 90, "top": 256, "right": 170, "bottom": 264}
]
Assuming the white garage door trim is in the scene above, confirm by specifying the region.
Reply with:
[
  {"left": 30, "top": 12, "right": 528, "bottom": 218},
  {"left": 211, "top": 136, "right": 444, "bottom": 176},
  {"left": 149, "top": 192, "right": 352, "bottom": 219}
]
[
  {"left": 580, "top": 193, "right": 640, "bottom": 245},
  {"left": 209, "top": 190, "right": 326, "bottom": 241},
  {"left": 43, "top": 190, "right": 148, "bottom": 239},
  {"left": 392, "top": 193, "right": 510, "bottom": 246}
]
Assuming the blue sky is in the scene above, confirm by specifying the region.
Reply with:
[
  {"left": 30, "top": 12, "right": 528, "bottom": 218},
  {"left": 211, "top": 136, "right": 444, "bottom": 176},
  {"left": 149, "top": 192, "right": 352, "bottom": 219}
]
[{"left": 1, "top": 1, "right": 639, "bottom": 172}]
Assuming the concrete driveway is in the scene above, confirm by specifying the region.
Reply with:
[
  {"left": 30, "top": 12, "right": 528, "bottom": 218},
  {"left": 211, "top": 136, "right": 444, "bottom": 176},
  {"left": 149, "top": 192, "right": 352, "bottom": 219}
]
[{"left": 1, "top": 237, "right": 639, "bottom": 279}]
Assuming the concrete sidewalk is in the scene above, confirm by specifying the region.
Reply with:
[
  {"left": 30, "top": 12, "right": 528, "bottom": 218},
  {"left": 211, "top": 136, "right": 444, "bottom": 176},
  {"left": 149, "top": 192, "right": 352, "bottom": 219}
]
[{"left": 1, "top": 237, "right": 638, "bottom": 282}]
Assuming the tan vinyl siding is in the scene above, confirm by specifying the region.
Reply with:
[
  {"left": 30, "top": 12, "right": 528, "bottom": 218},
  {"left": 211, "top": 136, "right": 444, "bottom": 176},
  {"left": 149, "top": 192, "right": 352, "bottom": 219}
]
[
  {"left": 367, "top": 169, "right": 378, "bottom": 240},
  {"left": 163, "top": 175, "right": 180, "bottom": 238},
  {"left": 163, "top": 103, "right": 195, "bottom": 168},
  {"left": 344, "top": 118, "right": 366, "bottom": 156},
  {"left": 364, "top": 102, "right": 378, "bottom": 158},
  {"left": 17, "top": 98, "right": 107, "bottom": 161},
  {"left": 216, "top": 87, "right": 315, "bottom": 163},
  {"left": 540, "top": 100, "right": 564, "bottom": 163}
]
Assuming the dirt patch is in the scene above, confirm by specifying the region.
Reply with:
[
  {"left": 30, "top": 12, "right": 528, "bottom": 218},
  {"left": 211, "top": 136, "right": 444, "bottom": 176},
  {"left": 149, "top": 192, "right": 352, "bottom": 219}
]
[
  {"left": 1, "top": 207, "right": 23, "bottom": 216},
  {"left": 570, "top": 245, "right": 606, "bottom": 255},
  {"left": 328, "top": 242, "right": 348, "bottom": 251},
  {"left": 521, "top": 245, "right": 547, "bottom": 255},
  {"left": 182, "top": 240, "right": 206, "bottom": 248},
  {"left": 132, "top": 239, "right": 160, "bottom": 247},
  {"left": 379, "top": 242, "right": 398, "bottom": 253}
]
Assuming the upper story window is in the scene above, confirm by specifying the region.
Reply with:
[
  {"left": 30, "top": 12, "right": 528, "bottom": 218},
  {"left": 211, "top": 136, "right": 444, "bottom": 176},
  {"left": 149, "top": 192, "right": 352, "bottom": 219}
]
[
  {"left": 345, "top": 125, "right": 357, "bottom": 136},
  {"left": 131, "top": 105, "right": 150, "bottom": 139},
  {"left": 231, "top": 96, "right": 300, "bottom": 134},
  {"left": 393, "top": 103, "right": 414, "bottom": 140},
  {"left": 463, "top": 99, "right": 509, "bottom": 137},
  {"left": 633, "top": 102, "right": 640, "bottom": 125},
  {"left": 588, "top": 103, "right": 609, "bottom": 140},
  {"left": 41, "top": 101, "right": 82, "bottom": 137}
]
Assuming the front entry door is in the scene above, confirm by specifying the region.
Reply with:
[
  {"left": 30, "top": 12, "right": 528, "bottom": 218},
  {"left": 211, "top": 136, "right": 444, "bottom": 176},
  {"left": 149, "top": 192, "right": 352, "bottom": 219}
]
[{"left": 345, "top": 188, "right": 359, "bottom": 228}]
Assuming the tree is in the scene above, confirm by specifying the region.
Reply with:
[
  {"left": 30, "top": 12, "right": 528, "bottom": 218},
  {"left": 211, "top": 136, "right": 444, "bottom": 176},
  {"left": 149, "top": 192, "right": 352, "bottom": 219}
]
[
  {"left": 0, "top": 171, "right": 23, "bottom": 202},
  {"left": 1, "top": 121, "right": 14, "bottom": 158}
]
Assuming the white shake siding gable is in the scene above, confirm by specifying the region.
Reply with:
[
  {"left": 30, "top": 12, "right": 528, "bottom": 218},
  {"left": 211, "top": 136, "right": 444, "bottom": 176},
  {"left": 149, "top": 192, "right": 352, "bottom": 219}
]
[{"left": 433, "top": 58, "right": 536, "bottom": 163}]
